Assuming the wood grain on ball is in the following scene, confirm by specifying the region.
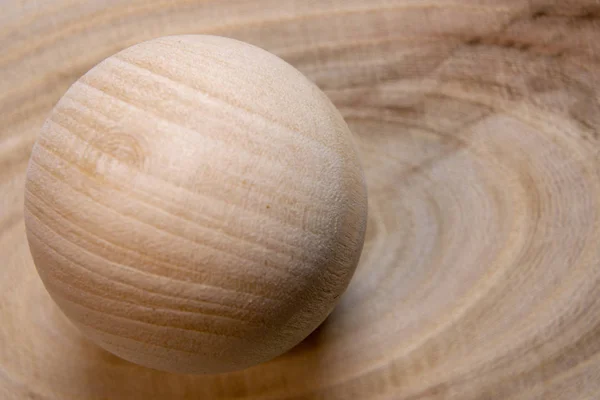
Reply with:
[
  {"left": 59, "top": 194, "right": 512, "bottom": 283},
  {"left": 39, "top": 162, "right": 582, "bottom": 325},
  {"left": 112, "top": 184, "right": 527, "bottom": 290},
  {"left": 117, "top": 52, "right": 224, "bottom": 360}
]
[{"left": 24, "top": 35, "right": 367, "bottom": 374}]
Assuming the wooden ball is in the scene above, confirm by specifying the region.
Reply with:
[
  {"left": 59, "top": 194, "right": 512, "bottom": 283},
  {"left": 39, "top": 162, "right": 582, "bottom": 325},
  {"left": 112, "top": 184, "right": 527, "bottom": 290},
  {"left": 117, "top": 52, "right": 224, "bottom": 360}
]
[{"left": 23, "top": 35, "right": 367, "bottom": 374}]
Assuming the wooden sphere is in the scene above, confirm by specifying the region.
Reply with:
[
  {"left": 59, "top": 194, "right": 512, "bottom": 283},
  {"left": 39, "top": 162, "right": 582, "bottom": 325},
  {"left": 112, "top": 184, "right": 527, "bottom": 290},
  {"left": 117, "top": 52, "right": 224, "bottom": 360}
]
[{"left": 23, "top": 35, "right": 368, "bottom": 374}]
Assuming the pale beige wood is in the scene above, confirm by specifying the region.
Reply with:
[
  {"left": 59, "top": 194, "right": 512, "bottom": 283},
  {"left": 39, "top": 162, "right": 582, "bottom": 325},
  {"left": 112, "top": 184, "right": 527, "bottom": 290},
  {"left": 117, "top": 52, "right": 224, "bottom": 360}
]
[
  {"left": 3, "top": 0, "right": 600, "bottom": 399},
  {"left": 23, "top": 34, "right": 367, "bottom": 374}
]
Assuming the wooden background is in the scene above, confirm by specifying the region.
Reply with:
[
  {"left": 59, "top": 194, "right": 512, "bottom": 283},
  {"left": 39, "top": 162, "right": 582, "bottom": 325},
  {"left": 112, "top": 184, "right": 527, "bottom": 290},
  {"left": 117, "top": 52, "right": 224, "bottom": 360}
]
[{"left": 3, "top": 0, "right": 600, "bottom": 399}]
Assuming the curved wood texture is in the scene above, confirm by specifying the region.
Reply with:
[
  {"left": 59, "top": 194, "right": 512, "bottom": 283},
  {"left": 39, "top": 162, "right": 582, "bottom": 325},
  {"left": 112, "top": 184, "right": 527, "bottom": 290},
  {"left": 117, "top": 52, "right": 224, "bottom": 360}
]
[
  {"left": 24, "top": 35, "right": 368, "bottom": 374},
  {"left": 2, "top": 0, "right": 600, "bottom": 399}
]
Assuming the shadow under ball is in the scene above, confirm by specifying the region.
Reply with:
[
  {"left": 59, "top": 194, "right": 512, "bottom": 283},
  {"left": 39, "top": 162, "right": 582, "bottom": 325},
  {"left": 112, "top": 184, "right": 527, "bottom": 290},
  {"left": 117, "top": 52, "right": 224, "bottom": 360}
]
[{"left": 23, "top": 35, "right": 368, "bottom": 374}]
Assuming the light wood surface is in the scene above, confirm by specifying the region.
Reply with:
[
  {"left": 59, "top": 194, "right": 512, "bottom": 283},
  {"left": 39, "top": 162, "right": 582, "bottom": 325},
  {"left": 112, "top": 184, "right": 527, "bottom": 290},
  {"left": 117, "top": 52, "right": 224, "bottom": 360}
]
[
  {"left": 3, "top": 0, "right": 600, "bottom": 398},
  {"left": 24, "top": 34, "right": 367, "bottom": 374}
]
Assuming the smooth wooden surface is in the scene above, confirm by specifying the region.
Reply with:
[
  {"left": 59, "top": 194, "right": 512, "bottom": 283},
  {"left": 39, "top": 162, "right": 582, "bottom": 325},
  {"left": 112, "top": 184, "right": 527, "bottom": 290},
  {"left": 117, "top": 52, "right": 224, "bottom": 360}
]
[
  {"left": 24, "top": 34, "right": 367, "bottom": 374},
  {"left": 3, "top": 0, "right": 600, "bottom": 398}
]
